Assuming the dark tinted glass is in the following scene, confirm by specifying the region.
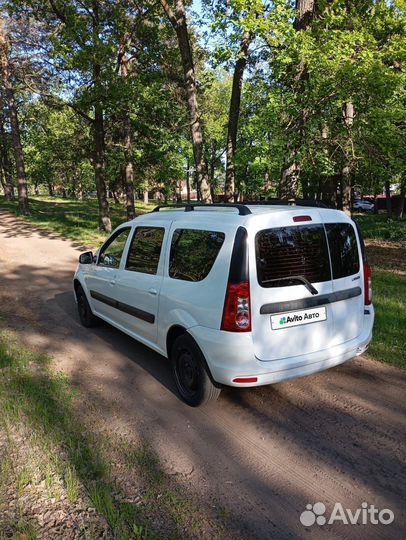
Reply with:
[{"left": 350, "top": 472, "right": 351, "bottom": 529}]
[
  {"left": 126, "top": 227, "right": 165, "bottom": 274},
  {"left": 326, "top": 223, "right": 359, "bottom": 278},
  {"left": 256, "top": 225, "right": 331, "bottom": 288},
  {"left": 169, "top": 229, "right": 225, "bottom": 282},
  {"left": 98, "top": 228, "right": 130, "bottom": 268}
]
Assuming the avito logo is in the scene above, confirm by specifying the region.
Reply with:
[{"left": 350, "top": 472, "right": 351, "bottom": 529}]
[{"left": 300, "top": 502, "right": 394, "bottom": 527}]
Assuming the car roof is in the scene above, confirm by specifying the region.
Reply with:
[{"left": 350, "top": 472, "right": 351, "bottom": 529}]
[{"left": 115, "top": 204, "right": 351, "bottom": 230}]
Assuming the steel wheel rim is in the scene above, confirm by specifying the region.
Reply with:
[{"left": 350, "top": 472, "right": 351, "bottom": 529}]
[{"left": 175, "top": 350, "right": 198, "bottom": 398}]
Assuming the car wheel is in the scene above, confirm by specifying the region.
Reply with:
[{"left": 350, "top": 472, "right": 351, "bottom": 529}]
[
  {"left": 76, "top": 285, "right": 99, "bottom": 328},
  {"left": 171, "top": 334, "right": 221, "bottom": 407}
]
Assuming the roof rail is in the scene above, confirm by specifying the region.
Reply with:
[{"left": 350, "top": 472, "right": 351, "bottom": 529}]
[
  {"left": 243, "top": 199, "right": 331, "bottom": 209},
  {"left": 151, "top": 203, "right": 252, "bottom": 216}
]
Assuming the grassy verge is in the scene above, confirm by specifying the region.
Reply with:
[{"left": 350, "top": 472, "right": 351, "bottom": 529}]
[
  {"left": 353, "top": 212, "right": 405, "bottom": 241},
  {"left": 354, "top": 213, "right": 405, "bottom": 368},
  {"left": 0, "top": 322, "right": 224, "bottom": 539},
  {"left": 0, "top": 195, "right": 155, "bottom": 247},
  {"left": 367, "top": 269, "right": 405, "bottom": 367}
]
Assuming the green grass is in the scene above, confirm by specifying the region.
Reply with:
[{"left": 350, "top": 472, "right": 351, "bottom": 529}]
[
  {"left": 0, "top": 326, "right": 150, "bottom": 538},
  {"left": 354, "top": 212, "right": 405, "bottom": 241},
  {"left": 367, "top": 270, "right": 405, "bottom": 367},
  {"left": 0, "top": 322, "right": 223, "bottom": 539},
  {"left": 0, "top": 195, "right": 155, "bottom": 247},
  {"left": 354, "top": 214, "right": 405, "bottom": 368}
]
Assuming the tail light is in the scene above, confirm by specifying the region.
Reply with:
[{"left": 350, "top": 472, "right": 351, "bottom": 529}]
[
  {"left": 364, "top": 262, "right": 372, "bottom": 305},
  {"left": 221, "top": 281, "right": 251, "bottom": 332}
]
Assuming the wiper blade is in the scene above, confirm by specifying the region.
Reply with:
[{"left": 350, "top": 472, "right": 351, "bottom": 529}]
[{"left": 262, "top": 275, "right": 319, "bottom": 295}]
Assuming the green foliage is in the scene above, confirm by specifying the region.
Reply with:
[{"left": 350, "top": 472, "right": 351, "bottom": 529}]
[{"left": 1, "top": 1, "right": 403, "bottom": 203}]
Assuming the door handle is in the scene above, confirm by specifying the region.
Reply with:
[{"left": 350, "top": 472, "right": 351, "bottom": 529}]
[
  {"left": 110, "top": 279, "right": 116, "bottom": 285},
  {"left": 148, "top": 288, "right": 158, "bottom": 296}
]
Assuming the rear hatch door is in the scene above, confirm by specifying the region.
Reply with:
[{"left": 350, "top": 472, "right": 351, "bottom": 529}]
[
  {"left": 250, "top": 211, "right": 364, "bottom": 362},
  {"left": 251, "top": 211, "right": 335, "bottom": 361}
]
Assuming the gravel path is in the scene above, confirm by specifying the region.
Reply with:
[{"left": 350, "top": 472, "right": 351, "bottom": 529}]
[{"left": 0, "top": 208, "right": 405, "bottom": 540}]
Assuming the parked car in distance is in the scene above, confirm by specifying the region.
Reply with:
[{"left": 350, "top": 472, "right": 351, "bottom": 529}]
[
  {"left": 73, "top": 203, "right": 374, "bottom": 407},
  {"left": 353, "top": 199, "right": 375, "bottom": 212}
]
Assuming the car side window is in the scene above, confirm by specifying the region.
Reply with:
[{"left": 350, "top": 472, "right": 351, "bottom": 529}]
[
  {"left": 98, "top": 228, "right": 130, "bottom": 268},
  {"left": 325, "top": 223, "right": 360, "bottom": 278},
  {"left": 126, "top": 227, "right": 165, "bottom": 274},
  {"left": 169, "top": 229, "right": 225, "bottom": 282}
]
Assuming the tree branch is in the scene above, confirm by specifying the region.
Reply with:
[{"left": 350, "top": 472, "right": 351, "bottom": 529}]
[{"left": 160, "top": 0, "right": 177, "bottom": 29}]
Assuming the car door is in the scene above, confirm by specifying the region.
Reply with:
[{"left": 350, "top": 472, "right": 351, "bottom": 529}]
[
  {"left": 114, "top": 225, "right": 166, "bottom": 345},
  {"left": 84, "top": 227, "right": 131, "bottom": 323}
]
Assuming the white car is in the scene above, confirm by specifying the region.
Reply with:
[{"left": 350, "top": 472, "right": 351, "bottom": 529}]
[
  {"left": 353, "top": 199, "right": 374, "bottom": 212},
  {"left": 73, "top": 203, "right": 374, "bottom": 406}
]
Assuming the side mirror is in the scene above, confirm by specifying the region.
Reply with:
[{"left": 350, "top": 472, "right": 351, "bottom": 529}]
[{"left": 79, "top": 251, "right": 94, "bottom": 264}]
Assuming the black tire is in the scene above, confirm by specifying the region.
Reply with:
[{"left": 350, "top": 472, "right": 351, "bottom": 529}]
[
  {"left": 76, "top": 285, "right": 99, "bottom": 328},
  {"left": 171, "top": 334, "right": 221, "bottom": 407}
]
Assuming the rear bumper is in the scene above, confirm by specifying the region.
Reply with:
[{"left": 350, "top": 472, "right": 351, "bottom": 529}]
[{"left": 189, "top": 306, "right": 374, "bottom": 387}]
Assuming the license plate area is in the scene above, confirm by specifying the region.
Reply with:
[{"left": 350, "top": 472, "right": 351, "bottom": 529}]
[{"left": 271, "top": 306, "right": 327, "bottom": 330}]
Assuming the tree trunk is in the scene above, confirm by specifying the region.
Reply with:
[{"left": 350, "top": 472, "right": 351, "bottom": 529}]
[
  {"left": 185, "top": 157, "right": 191, "bottom": 203},
  {"left": 279, "top": 0, "right": 316, "bottom": 200},
  {"left": 294, "top": 0, "right": 316, "bottom": 30},
  {"left": 0, "top": 111, "right": 14, "bottom": 200},
  {"left": 279, "top": 152, "right": 300, "bottom": 200},
  {"left": 342, "top": 101, "right": 354, "bottom": 216},
  {"left": 224, "top": 30, "right": 253, "bottom": 202},
  {"left": 143, "top": 190, "right": 149, "bottom": 205},
  {"left": 385, "top": 180, "right": 392, "bottom": 219},
  {"left": 122, "top": 108, "right": 135, "bottom": 220},
  {"left": 92, "top": 3, "right": 111, "bottom": 232},
  {"left": 160, "top": 0, "right": 211, "bottom": 203},
  {"left": 118, "top": 41, "right": 136, "bottom": 221},
  {"left": 0, "top": 31, "right": 29, "bottom": 214},
  {"left": 93, "top": 97, "right": 112, "bottom": 232},
  {"left": 396, "top": 175, "right": 405, "bottom": 218}
]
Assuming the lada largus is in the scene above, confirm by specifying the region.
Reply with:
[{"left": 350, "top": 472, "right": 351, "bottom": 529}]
[{"left": 73, "top": 203, "right": 374, "bottom": 406}]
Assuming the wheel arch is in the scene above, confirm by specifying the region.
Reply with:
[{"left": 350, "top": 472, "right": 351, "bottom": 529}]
[
  {"left": 166, "top": 324, "right": 188, "bottom": 357},
  {"left": 73, "top": 277, "right": 89, "bottom": 302},
  {"left": 167, "top": 326, "right": 219, "bottom": 387}
]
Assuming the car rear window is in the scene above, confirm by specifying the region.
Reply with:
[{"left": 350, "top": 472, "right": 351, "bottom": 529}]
[
  {"left": 256, "top": 225, "right": 331, "bottom": 288},
  {"left": 325, "top": 223, "right": 360, "bottom": 278},
  {"left": 169, "top": 229, "right": 225, "bottom": 282}
]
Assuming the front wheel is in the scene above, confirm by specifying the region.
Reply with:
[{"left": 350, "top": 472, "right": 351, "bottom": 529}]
[
  {"left": 76, "top": 285, "right": 99, "bottom": 328},
  {"left": 171, "top": 334, "right": 221, "bottom": 407}
]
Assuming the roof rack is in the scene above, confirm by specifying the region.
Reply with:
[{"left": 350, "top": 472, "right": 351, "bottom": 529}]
[
  {"left": 151, "top": 203, "right": 252, "bottom": 216},
  {"left": 151, "top": 199, "right": 332, "bottom": 216},
  {"left": 243, "top": 199, "right": 330, "bottom": 208}
]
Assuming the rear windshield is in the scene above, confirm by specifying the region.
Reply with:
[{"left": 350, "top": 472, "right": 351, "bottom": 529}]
[{"left": 256, "top": 222, "right": 360, "bottom": 288}]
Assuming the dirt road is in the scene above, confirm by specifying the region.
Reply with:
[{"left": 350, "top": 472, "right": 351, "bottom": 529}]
[{"left": 0, "top": 209, "right": 405, "bottom": 540}]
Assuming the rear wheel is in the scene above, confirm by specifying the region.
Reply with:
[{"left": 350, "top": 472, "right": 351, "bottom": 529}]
[
  {"left": 171, "top": 334, "right": 221, "bottom": 407},
  {"left": 76, "top": 285, "right": 98, "bottom": 328}
]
